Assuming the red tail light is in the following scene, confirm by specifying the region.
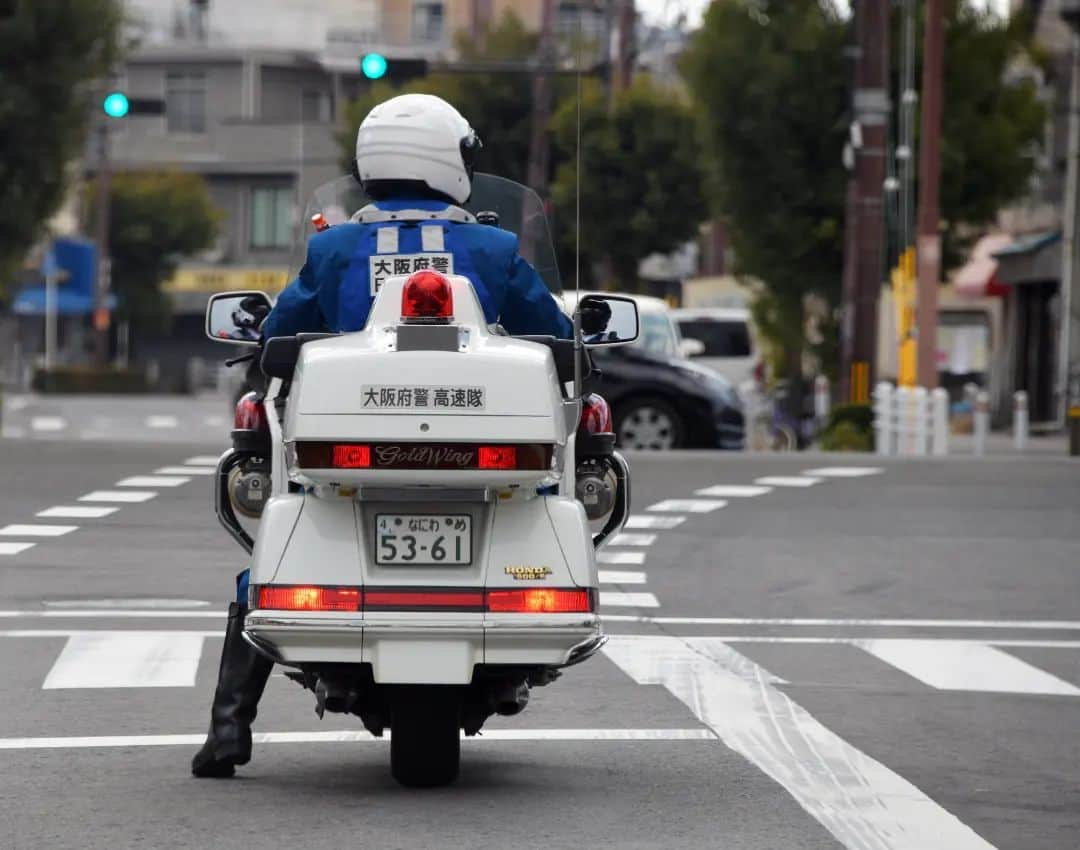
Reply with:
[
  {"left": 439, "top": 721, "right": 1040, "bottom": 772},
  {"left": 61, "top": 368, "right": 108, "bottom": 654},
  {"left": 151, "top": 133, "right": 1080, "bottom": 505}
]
[
  {"left": 365, "top": 589, "right": 485, "bottom": 611},
  {"left": 477, "top": 445, "right": 517, "bottom": 470},
  {"left": 234, "top": 391, "right": 269, "bottom": 432},
  {"left": 257, "top": 585, "right": 360, "bottom": 611},
  {"left": 331, "top": 444, "right": 371, "bottom": 468},
  {"left": 579, "top": 393, "right": 613, "bottom": 434},
  {"left": 401, "top": 270, "right": 453, "bottom": 321},
  {"left": 486, "top": 588, "right": 595, "bottom": 614}
]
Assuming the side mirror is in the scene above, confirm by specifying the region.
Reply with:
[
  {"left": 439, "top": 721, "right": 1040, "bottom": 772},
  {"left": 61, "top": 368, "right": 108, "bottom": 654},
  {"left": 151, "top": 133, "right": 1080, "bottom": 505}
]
[
  {"left": 578, "top": 294, "right": 639, "bottom": 347},
  {"left": 680, "top": 337, "right": 706, "bottom": 358},
  {"left": 205, "top": 291, "right": 273, "bottom": 345}
]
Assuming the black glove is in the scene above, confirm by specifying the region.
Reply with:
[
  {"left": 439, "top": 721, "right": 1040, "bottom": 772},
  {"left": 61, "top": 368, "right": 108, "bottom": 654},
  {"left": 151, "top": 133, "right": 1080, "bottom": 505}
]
[{"left": 580, "top": 300, "right": 612, "bottom": 336}]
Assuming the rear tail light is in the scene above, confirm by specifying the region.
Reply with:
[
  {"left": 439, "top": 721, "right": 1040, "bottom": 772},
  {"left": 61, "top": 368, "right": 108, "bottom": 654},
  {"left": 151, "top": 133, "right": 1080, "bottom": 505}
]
[
  {"left": 331, "top": 444, "right": 371, "bottom": 468},
  {"left": 293, "top": 442, "right": 551, "bottom": 471},
  {"left": 256, "top": 585, "right": 360, "bottom": 611},
  {"left": 579, "top": 393, "right": 613, "bottom": 434},
  {"left": 486, "top": 588, "right": 595, "bottom": 614},
  {"left": 234, "top": 391, "right": 269, "bottom": 432},
  {"left": 401, "top": 270, "right": 453, "bottom": 322},
  {"left": 364, "top": 589, "right": 485, "bottom": 611},
  {"left": 477, "top": 445, "right": 517, "bottom": 470}
]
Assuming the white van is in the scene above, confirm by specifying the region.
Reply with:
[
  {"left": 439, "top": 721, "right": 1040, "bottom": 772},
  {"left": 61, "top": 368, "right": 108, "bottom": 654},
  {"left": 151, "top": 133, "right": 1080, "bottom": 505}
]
[{"left": 672, "top": 307, "right": 757, "bottom": 386}]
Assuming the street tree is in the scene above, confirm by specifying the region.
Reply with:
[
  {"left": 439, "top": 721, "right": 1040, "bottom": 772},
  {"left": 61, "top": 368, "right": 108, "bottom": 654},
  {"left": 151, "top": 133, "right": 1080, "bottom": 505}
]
[
  {"left": 92, "top": 172, "right": 221, "bottom": 328},
  {"left": 0, "top": 0, "right": 125, "bottom": 300},
  {"left": 550, "top": 77, "right": 708, "bottom": 288}
]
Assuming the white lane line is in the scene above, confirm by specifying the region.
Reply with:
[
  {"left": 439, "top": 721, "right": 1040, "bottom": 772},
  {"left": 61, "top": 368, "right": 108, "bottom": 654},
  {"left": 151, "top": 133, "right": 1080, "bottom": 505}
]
[
  {"left": 36, "top": 506, "right": 119, "bottom": 519},
  {"left": 598, "top": 570, "right": 647, "bottom": 585},
  {"left": 0, "top": 728, "right": 715, "bottom": 751},
  {"left": 0, "top": 543, "right": 36, "bottom": 556},
  {"left": 0, "top": 524, "right": 78, "bottom": 538},
  {"left": 116, "top": 476, "right": 189, "bottom": 487},
  {"left": 600, "top": 633, "right": 1080, "bottom": 649},
  {"left": 754, "top": 476, "right": 823, "bottom": 487},
  {"left": 608, "top": 532, "right": 657, "bottom": 547},
  {"left": 30, "top": 416, "right": 67, "bottom": 432},
  {"left": 43, "top": 599, "right": 212, "bottom": 610},
  {"left": 145, "top": 415, "right": 179, "bottom": 429},
  {"left": 203, "top": 415, "right": 227, "bottom": 427},
  {"left": 79, "top": 490, "right": 157, "bottom": 503},
  {"left": 154, "top": 466, "right": 216, "bottom": 476},
  {"left": 605, "top": 636, "right": 997, "bottom": 850},
  {"left": 592, "top": 615, "right": 1080, "bottom": 629},
  {"left": 695, "top": 485, "right": 773, "bottom": 498},
  {"left": 1, "top": 426, "right": 27, "bottom": 439},
  {"left": 858, "top": 639, "right": 1080, "bottom": 696},
  {"left": 0, "top": 612, "right": 224, "bottom": 620},
  {"left": 184, "top": 455, "right": 222, "bottom": 466},
  {"left": 803, "top": 467, "right": 884, "bottom": 478},
  {"left": 647, "top": 499, "right": 726, "bottom": 513},
  {"left": 625, "top": 514, "right": 685, "bottom": 529},
  {"left": 597, "top": 550, "right": 647, "bottom": 565},
  {"left": 600, "top": 592, "right": 660, "bottom": 608},
  {"left": 43, "top": 632, "right": 206, "bottom": 689}
]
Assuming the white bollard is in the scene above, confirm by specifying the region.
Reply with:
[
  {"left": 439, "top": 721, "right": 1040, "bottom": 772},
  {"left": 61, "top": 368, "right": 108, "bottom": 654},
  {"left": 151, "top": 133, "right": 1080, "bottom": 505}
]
[
  {"left": 931, "top": 387, "right": 950, "bottom": 456},
  {"left": 1013, "top": 390, "right": 1029, "bottom": 452},
  {"left": 913, "top": 386, "right": 929, "bottom": 456},
  {"left": 814, "top": 375, "right": 830, "bottom": 427},
  {"left": 873, "top": 382, "right": 893, "bottom": 456},
  {"left": 895, "top": 386, "right": 914, "bottom": 456},
  {"left": 973, "top": 390, "right": 990, "bottom": 457}
]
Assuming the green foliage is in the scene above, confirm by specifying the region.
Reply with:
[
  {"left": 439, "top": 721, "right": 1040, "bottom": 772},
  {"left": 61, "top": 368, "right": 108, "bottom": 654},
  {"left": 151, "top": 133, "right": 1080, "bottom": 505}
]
[
  {"left": 0, "top": 0, "right": 125, "bottom": 299},
  {"left": 818, "top": 402, "right": 875, "bottom": 452},
  {"left": 551, "top": 77, "right": 708, "bottom": 287},
  {"left": 93, "top": 172, "right": 221, "bottom": 326}
]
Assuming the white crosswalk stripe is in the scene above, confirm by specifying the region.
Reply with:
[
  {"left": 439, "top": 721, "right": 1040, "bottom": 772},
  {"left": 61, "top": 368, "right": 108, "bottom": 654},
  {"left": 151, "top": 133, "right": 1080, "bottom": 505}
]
[
  {"left": 625, "top": 514, "right": 685, "bottom": 529},
  {"left": 184, "top": 456, "right": 222, "bottom": 466},
  {"left": 154, "top": 466, "right": 216, "bottom": 476},
  {"left": 79, "top": 490, "right": 157, "bottom": 503},
  {"left": 598, "top": 570, "right": 647, "bottom": 584},
  {"left": 694, "top": 484, "right": 772, "bottom": 497},
  {"left": 115, "top": 476, "right": 190, "bottom": 487},
  {"left": 599, "top": 592, "right": 661, "bottom": 608},
  {"left": 0, "top": 543, "right": 36, "bottom": 556},
  {"left": 43, "top": 632, "right": 206, "bottom": 689},
  {"left": 597, "top": 550, "right": 646, "bottom": 565},
  {"left": 36, "top": 506, "right": 119, "bottom": 519},
  {"left": 647, "top": 499, "right": 726, "bottom": 513},
  {"left": 0, "top": 524, "right": 78, "bottom": 537},
  {"left": 608, "top": 532, "right": 657, "bottom": 547},
  {"left": 803, "top": 466, "right": 884, "bottom": 478},
  {"left": 754, "top": 476, "right": 822, "bottom": 487}
]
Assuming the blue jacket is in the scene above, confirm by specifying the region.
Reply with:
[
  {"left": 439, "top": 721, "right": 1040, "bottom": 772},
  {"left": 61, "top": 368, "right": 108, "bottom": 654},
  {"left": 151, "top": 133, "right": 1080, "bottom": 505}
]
[{"left": 262, "top": 198, "right": 572, "bottom": 340}]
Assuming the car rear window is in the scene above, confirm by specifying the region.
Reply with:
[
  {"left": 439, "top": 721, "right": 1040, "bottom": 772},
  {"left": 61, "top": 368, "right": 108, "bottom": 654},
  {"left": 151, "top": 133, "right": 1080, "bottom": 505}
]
[{"left": 677, "top": 319, "right": 752, "bottom": 357}]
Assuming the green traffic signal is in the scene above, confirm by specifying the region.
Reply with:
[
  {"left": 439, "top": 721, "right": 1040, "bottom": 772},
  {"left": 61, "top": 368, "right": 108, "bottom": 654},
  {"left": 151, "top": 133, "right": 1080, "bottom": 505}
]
[
  {"left": 361, "top": 53, "right": 388, "bottom": 80},
  {"left": 102, "top": 92, "right": 129, "bottom": 119}
]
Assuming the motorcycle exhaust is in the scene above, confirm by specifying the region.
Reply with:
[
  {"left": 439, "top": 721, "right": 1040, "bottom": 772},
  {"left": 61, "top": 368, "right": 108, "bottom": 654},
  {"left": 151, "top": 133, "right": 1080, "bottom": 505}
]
[{"left": 492, "top": 682, "right": 530, "bottom": 716}]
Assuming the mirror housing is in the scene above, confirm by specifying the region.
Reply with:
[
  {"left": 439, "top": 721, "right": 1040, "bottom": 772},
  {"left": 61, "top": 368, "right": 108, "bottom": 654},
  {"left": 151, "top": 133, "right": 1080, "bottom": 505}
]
[
  {"left": 205, "top": 291, "right": 273, "bottom": 345},
  {"left": 680, "top": 337, "right": 706, "bottom": 358},
  {"left": 578, "top": 294, "right": 639, "bottom": 347}
]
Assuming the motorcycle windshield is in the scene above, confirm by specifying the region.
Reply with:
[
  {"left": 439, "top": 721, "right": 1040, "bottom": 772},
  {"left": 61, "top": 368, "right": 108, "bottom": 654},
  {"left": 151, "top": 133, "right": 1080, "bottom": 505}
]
[{"left": 288, "top": 173, "right": 562, "bottom": 294}]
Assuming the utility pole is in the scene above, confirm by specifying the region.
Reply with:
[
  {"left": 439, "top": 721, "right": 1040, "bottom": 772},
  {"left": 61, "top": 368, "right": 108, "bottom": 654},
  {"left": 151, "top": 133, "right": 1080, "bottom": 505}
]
[
  {"left": 612, "top": 0, "right": 635, "bottom": 96},
  {"left": 526, "top": 0, "right": 556, "bottom": 193},
  {"left": 915, "top": 0, "right": 945, "bottom": 389},
  {"left": 92, "top": 122, "right": 112, "bottom": 367},
  {"left": 841, "top": 0, "right": 889, "bottom": 403},
  {"left": 1058, "top": 3, "right": 1080, "bottom": 436}
]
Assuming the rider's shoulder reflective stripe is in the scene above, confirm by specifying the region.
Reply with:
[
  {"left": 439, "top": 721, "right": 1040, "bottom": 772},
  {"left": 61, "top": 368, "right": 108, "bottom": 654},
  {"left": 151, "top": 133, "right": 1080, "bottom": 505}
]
[
  {"left": 353, "top": 204, "right": 476, "bottom": 225},
  {"left": 376, "top": 226, "right": 399, "bottom": 254},
  {"left": 421, "top": 225, "right": 444, "bottom": 251}
]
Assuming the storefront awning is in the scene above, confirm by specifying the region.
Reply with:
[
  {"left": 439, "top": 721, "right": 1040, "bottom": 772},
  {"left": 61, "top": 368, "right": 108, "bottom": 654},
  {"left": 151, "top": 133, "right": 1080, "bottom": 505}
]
[{"left": 992, "top": 230, "right": 1061, "bottom": 286}]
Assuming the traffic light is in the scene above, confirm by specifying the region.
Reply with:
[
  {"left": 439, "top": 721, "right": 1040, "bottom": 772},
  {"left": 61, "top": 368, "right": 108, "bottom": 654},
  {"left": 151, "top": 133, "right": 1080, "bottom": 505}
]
[
  {"left": 359, "top": 54, "right": 427, "bottom": 82},
  {"left": 102, "top": 92, "right": 129, "bottom": 119},
  {"left": 361, "top": 53, "right": 388, "bottom": 80}
]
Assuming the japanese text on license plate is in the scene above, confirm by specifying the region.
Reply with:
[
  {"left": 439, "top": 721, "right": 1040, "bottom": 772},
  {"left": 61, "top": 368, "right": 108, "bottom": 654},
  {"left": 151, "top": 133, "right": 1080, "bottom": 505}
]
[{"left": 375, "top": 514, "right": 472, "bottom": 565}]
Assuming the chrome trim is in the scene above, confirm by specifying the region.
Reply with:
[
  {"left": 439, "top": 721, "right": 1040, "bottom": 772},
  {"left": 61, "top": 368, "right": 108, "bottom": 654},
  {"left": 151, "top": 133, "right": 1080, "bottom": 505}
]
[
  {"left": 560, "top": 634, "right": 608, "bottom": 667},
  {"left": 592, "top": 450, "right": 630, "bottom": 548},
  {"left": 215, "top": 449, "right": 254, "bottom": 554},
  {"left": 240, "top": 629, "right": 288, "bottom": 664}
]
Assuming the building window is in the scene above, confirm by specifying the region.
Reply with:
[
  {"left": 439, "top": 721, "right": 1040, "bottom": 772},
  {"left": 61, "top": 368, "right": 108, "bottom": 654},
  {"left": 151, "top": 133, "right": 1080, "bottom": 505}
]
[
  {"left": 301, "top": 89, "right": 331, "bottom": 123},
  {"left": 166, "top": 71, "right": 206, "bottom": 133},
  {"left": 250, "top": 187, "right": 293, "bottom": 249},
  {"left": 412, "top": 1, "right": 444, "bottom": 43}
]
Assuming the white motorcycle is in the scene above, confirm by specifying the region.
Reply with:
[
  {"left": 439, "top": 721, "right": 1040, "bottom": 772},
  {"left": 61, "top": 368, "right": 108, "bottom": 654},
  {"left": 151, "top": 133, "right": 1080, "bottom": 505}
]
[{"left": 204, "top": 173, "right": 637, "bottom": 787}]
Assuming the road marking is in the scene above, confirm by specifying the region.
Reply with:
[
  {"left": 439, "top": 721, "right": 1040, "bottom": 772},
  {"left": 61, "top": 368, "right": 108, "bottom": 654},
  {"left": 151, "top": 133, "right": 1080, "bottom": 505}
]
[
  {"left": 0, "top": 543, "right": 36, "bottom": 556},
  {"left": 79, "top": 490, "right": 157, "bottom": 503},
  {"left": 1, "top": 426, "right": 27, "bottom": 439},
  {"left": 5, "top": 396, "right": 30, "bottom": 412},
  {"left": 30, "top": 416, "right": 67, "bottom": 432},
  {"left": 0, "top": 728, "right": 715, "bottom": 751},
  {"left": 154, "top": 466, "right": 216, "bottom": 476},
  {"left": 625, "top": 514, "right": 685, "bottom": 529},
  {"left": 0, "top": 524, "right": 78, "bottom": 537},
  {"left": 43, "top": 632, "right": 205, "bottom": 689},
  {"left": 858, "top": 639, "right": 1080, "bottom": 696},
  {"left": 202, "top": 415, "right": 227, "bottom": 428},
  {"left": 595, "top": 615, "right": 1080, "bottom": 629},
  {"left": 115, "top": 476, "right": 189, "bottom": 487},
  {"left": 598, "top": 633, "right": 1080, "bottom": 649},
  {"left": 598, "top": 570, "right": 647, "bottom": 585},
  {"left": 36, "top": 506, "right": 119, "bottom": 519},
  {"left": 647, "top": 499, "right": 726, "bottom": 513},
  {"left": 754, "top": 476, "right": 823, "bottom": 487},
  {"left": 803, "top": 466, "right": 884, "bottom": 478},
  {"left": 604, "top": 636, "right": 997, "bottom": 850},
  {"left": 43, "top": 599, "right": 212, "bottom": 610},
  {"left": 694, "top": 485, "right": 773, "bottom": 498},
  {"left": 184, "top": 455, "right": 222, "bottom": 466},
  {"left": 600, "top": 592, "right": 660, "bottom": 608},
  {"left": 145, "top": 415, "right": 179, "bottom": 429},
  {"left": 597, "top": 550, "right": 646, "bottom": 565},
  {"left": 608, "top": 532, "right": 657, "bottom": 547}
]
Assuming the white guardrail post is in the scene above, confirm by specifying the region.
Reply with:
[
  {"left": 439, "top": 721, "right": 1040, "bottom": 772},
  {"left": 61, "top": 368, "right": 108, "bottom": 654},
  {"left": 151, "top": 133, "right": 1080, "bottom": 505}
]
[
  {"left": 873, "top": 382, "right": 893, "bottom": 456},
  {"left": 931, "top": 387, "right": 949, "bottom": 456},
  {"left": 1013, "top": 390, "right": 1029, "bottom": 452},
  {"left": 896, "top": 386, "right": 913, "bottom": 455},
  {"left": 913, "top": 386, "right": 929, "bottom": 456},
  {"left": 973, "top": 390, "right": 990, "bottom": 456}
]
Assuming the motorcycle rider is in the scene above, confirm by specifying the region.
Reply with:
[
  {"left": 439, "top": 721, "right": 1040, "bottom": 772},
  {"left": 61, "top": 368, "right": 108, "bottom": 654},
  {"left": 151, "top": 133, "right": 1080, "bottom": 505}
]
[{"left": 193, "top": 93, "right": 603, "bottom": 778}]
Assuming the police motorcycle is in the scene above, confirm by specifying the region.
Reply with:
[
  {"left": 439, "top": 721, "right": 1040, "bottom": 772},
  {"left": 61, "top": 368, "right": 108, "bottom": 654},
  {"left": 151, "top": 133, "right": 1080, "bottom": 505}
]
[{"left": 204, "top": 173, "right": 637, "bottom": 787}]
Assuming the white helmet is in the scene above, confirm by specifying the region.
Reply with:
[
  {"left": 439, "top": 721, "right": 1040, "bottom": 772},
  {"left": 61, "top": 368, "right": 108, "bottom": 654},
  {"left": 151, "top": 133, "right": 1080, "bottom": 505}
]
[{"left": 355, "top": 93, "right": 482, "bottom": 205}]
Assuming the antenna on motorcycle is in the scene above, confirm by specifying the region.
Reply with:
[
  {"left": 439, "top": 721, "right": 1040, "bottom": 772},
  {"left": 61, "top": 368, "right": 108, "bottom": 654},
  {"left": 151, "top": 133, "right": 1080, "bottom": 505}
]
[{"left": 571, "top": 12, "right": 584, "bottom": 399}]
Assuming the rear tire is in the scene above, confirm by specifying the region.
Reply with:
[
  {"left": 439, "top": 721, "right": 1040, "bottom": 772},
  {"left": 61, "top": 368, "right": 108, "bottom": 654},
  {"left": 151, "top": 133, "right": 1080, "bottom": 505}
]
[{"left": 390, "top": 689, "right": 461, "bottom": 788}]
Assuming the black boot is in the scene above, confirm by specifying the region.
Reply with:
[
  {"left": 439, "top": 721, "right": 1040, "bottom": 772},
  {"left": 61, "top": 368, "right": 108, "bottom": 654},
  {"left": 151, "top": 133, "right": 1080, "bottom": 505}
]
[{"left": 191, "top": 603, "right": 273, "bottom": 778}]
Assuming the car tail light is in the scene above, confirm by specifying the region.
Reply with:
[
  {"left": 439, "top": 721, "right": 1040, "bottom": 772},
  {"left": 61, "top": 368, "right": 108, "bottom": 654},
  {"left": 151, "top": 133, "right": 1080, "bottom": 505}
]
[
  {"left": 234, "top": 391, "right": 268, "bottom": 432},
  {"left": 579, "top": 393, "right": 613, "bottom": 434},
  {"left": 256, "top": 585, "right": 360, "bottom": 611},
  {"left": 331, "top": 444, "right": 371, "bottom": 468},
  {"left": 477, "top": 445, "right": 517, "bottom": 470},
  {"left": 401, "top": 270, "right": 453, "bottom": 322},
  {"left": 486, "top": 588, "right": 595, "bottom": 614}
]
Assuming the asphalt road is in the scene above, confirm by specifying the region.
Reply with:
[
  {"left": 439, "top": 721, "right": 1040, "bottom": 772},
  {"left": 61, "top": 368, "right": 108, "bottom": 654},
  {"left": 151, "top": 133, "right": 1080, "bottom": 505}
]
[{"left": 0, "top": 412, "right": 1078, "bottom": 850}]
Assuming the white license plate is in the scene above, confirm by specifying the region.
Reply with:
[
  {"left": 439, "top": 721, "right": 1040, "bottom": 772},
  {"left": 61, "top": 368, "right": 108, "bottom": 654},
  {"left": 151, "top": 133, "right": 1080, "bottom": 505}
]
[{"left": 374, "top": 514, "right": 472, "bottom": 565}]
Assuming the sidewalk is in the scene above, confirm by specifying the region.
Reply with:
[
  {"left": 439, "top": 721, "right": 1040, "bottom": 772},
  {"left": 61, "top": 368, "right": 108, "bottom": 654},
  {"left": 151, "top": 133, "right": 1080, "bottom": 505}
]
[{"left": 945, "top": 430, "right": 1070, "bottom": 457}]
